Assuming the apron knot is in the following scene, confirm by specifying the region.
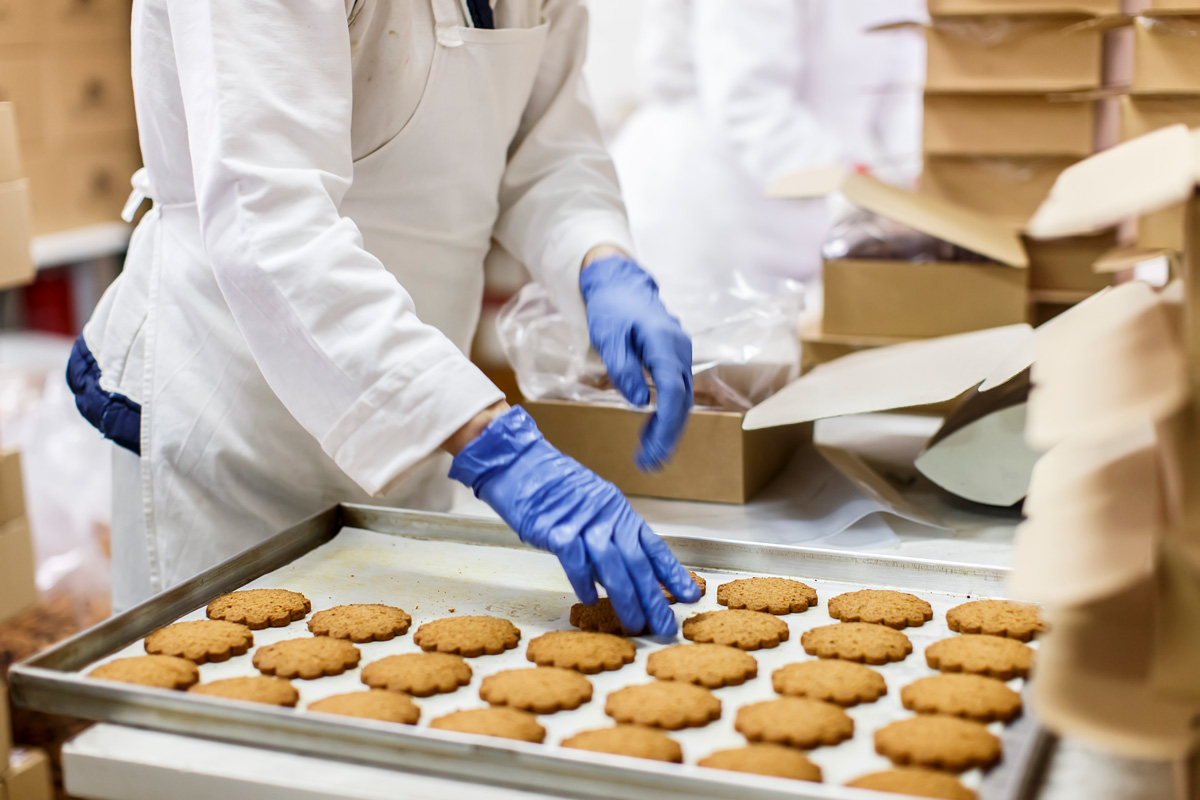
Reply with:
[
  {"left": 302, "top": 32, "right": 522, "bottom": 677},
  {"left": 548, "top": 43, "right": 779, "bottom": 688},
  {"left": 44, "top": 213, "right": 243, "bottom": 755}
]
[{"left": 121, "top": 168, "right": 154, "bottom": 223}]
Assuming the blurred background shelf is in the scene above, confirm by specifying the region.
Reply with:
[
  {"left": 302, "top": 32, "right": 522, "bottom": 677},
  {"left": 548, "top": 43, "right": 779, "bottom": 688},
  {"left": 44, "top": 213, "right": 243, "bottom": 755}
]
[{"left": 32, "top": 222, "right": 130, "bottom": 271}]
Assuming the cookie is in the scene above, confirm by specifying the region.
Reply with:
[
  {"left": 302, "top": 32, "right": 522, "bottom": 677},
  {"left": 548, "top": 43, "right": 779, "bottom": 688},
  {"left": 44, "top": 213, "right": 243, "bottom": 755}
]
[
  {"left": 925, "top": 634, "right": 1035, "bottom": 680},
  {"left": 717, "top": 577, "right": 817, "bottom": 615},
  {"left": 414, "top": 615, "right": 521, "bottom": 657},
  {"left": 307, "top": 691, "right": 420, "bottom": 725},
  {"left": 847, "top": 768, "right": 977, "bottom": 800},
  {"left": 525, "top": 630, "right": 636, "bottom": 674},
  {"left": 605, "top": 682, "right": 721, "bottom": 730},
  {"left": 206, "top": 589, "right": 311, "bottom": 630},
  {"left": 253, "top": 636, "right": 361, "bottom": 680},
  {"left": 646, "top": 643, "right": 758, "bottom": 689},
  {"left": 479, "top": 667, "right": 593, "bottom": 714},
  {"left": 144, "top": 620, "right": 254, "bottom": 665},
  {"left": 801, "top": 622, "right": 912, "bottom": 664},
  {"left": 429, "top": 707, "right": 546, "bottom": 743},
  {"left": 361, "top": 653, "right": 472, "bottom": 697},
  {"left": 735, "top": 697, "right": 854, "bottom": 749},
  {"left": 875, "top": 716, "right": 1002, "bottom": 772},
  {"left": 308, "top": 604, "right": 411, "bottom": 643},
  {"left": 88, "top": 655, "right": 200, "bottom": 690},
  {"left": 569, "top": 598, "right": 635, "bottom": 635},
  {"left": 901, "top": 674, "right": 1023, "bottom": 723},
  {"left": 698, "top": 744, "right": 823, "bottom": 783},
  {"left": 827, "top": 590, "right": 933, "bottom": 630},
  {"left": 681, "top": 610, "right": 789, "bottom": 651},
  {"left": 663, "top": 572, "right": 707, "bottom": 604},
  {"left": 561, "top": 726, "right": 683, "bottom": 763},
  {"left": 946, "top": 600, "right": 1047, "bottom": 642},
  {"left": 772, "top": 660, "right": 887, "bottom": 707},
  {"left": 188, "top": 676, "right": 299, "bottom": 707}
]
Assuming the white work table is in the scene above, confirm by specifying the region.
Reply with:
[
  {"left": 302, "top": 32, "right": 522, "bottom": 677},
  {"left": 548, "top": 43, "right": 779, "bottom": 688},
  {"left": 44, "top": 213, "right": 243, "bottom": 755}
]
[{"left": 61, "top": 414, "right": 1175, "bottom": 800}]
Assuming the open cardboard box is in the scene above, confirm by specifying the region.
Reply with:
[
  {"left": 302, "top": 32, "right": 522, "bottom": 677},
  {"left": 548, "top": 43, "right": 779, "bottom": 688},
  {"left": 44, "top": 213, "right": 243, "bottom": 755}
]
[
  {"left": 0, "top": 449, "right": 36, "bottom": 625},
  {"left": 923, "top": 92, "right": 1100, "bottom": 158},
  {"left": 928, "top": 0, "right": 1119, "bottom": 13},
  {"left": 1130, "top": 14, "right": 1200, "bottom": 95},
  {"left": 920, "top": 155, "right": 1082, "bottom": 228},
  {"left": 0, "top": 747, "right": 53, "bottom": 800},
  {"left": 0, "top": 104, "right": 32, "bottom": 292}
]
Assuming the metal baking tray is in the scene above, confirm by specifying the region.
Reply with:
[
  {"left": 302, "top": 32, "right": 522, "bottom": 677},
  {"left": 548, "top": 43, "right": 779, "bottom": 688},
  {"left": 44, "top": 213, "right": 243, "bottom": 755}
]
[{"left": 10, "top": 505, "right": 1053, "bottom": 800}]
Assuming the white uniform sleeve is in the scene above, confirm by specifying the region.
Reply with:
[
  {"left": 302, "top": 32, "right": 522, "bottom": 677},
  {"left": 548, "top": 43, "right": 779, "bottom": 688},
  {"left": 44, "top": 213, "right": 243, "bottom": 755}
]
[
  {"left": 491, "top": 0, "right": 634, "bottom": 338},
  {"left": 164, "top": 0, "right": 503, "bottom": 496},
  {"left": 691, "top": 0, "right": 845, "bottom": 190}
]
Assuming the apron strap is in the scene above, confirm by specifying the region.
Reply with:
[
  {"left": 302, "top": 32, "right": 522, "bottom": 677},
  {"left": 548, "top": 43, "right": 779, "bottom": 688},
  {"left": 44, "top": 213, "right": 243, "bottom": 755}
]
[
  {"left": 121, "top": 167, "right": 153, "bottom": 223},
  {"left": 431, "top": 0, "right": 466, "bottom": 46}
]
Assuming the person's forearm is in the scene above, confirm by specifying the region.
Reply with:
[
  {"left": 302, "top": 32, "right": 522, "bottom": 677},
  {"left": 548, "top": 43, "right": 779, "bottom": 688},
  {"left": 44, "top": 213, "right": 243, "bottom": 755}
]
[
  {"left": 442, "top": 400, "right": 511, "bottom": 455},
  {"left": 582, "top": 244, "right": 629, "bottom": 270}
]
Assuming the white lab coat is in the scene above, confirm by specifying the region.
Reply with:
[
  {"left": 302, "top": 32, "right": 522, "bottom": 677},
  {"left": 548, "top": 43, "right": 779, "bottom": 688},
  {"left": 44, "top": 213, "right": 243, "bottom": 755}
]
[
  {"left": 86, "top": 0, "right": 633, "bottom": 610},
  {"left": 611, "top": 0, "right": 924, "bottom": 296}
]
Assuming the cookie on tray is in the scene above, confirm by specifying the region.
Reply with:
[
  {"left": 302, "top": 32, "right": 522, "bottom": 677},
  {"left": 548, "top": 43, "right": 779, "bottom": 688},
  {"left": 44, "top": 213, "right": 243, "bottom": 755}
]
[
  {"left": 569, "top": 598, "right": 636, "bottom": 635},
  {"left": 605, "top": 682, "right": 721, "bottom": 730},
  {"left": 429, "top": 707, "right": 546, "bottom": 743},
  {"left": 875, "top": 716, "right": 1002, "bottom": 772},
  {"left": 663, "top": 572, "right": 707, "bottom": 604},
  {"left": 525, "top": 630, "right": 636, "bottom": 674},
  {"left": 307, "top": 691, "right": 420, "bottom": 725},
  {"left": 206, "top": 589, "right": 311, "bottom": 629},
  {"left": 925, "top": 634, "right": 1035, "bottom": 680},
  {"left": 699, "top": 744, "right": 823, "bottom": 783},
  {"left": 88, "top": 655, "right": 200, "bottom": 690},
  {"left": 681, "top": 610, "right": 789, "bottom": 651},
  {"left": 846, "top": 768, "right": 977, "bottom": 800},
  {"left": 801, "top": 622, "right": 912, "bottom": 665},
  {"left": 717, "top": 577, "right": 817, "bottom": 615},
  {"left": 253, "top": 636, "right": 361, "bottom": 680},
  {"left": 827, "top": 589, "right": 933, "bottom": 630},
  {"left": 479, "top": 667, "right": 593, "bottom": 714},
  {"left": 361, "top": 652, "right": 472, "bottom": 697},
  {"left": 188, "top": 676, "right": 299, "bottom": 707},
  {"left": 901, "top": 674, "right": 1023, "bottom": 723},
  {"left": 561, "top": 726, "right": 683, "bottom": 763},
  {"left": 308, "top": 604, "right": 412, "bottom": 643},
  {"left": 414, "top": 615, "right": 521, "bottom": 657},
  {"left": 144, "top": 619, "right": 254, "bottom": 665},
  {"left": 646, "top": 643, "right": 758, "bottom": 689},
  {"left": 946, "top": 600, "right": 1047, "bottom": 642},
  {"left": 735, "top": 697, "right": 854, "bottom": 749},
  {"left": 771, "top": 660, "right": 887, "bottom": 707}
]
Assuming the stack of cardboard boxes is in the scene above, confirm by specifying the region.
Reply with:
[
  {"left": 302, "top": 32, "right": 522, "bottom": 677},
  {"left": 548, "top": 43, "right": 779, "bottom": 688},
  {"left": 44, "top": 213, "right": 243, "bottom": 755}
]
[
  {"left": 0, "top": 103, "right": 33, "bottom": 291},
  {"left": 0, "top": 0, "right": 139, "bottom": 236}
]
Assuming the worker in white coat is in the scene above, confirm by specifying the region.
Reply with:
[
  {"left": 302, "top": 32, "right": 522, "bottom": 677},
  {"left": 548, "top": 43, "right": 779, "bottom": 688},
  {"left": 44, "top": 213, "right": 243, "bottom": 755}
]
[
  {"left": 612, "top": 0, "right": 924, "bottom": 297},
  {"left": 66, "top": 0, "right": 701, "bottom": 632}
]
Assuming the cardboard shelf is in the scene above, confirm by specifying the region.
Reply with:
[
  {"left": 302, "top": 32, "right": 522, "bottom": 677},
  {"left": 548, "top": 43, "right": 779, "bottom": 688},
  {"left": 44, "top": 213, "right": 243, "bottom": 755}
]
[{"left": 32, "top": 221, "right": 130, "bottom": 270}]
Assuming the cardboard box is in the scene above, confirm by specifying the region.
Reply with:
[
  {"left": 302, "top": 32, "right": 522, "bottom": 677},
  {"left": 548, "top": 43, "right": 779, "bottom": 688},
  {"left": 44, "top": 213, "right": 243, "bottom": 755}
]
[
  {"left": 921, "top": 155, "right": 1080, "bottom": 227},
  {"left": 0, "top": 49, "right": 45, "bottom": 142},
  {"left": 0, "top": 179, "right": 33, "bottom": 291},
  {"left": 0, "top": 449, "right": 24, "bottom": 527},
  {"left": 1138, "top": 201, "right": 1187, "bottom": 251},
  {"left": 25, "top": 137, "right": 140, "bottom": 234},
  {"left": 0, "top": 748, "right": 53, "bottom": 800},
  {"left": 1143, "top": 0, "right": 1200, "bottom": 12},
  {"left": 0, "top": 517, "right": 37, "bottom": 624},
  {"left": 0, "top": 103, "right": 21, "bottom": 184},
  {"left": 1132, "top": 15, "right": 1200, "bottom": 94},
  {"left": 42, "top": 0, "right": 134, "bottom": 42},
  {"left": 1121, "top": 94, "right": 1200, "bottom": 141},
  {"left": 923, "top": 92, "right": 1098, "bottom": 157},
  {"left": 0, "top": 686, "right": 10, "bottom": 773},
  {"left": 45, "top": 42, "right": 135, "bottom": 140},
  {"left": 523, "top": 400, "right": 813, "bottom": 504},
  {"left": 1025, "top": 229, "right": 1118, "bottom": 291},
  {"left": 928, "top": 0, "right": 1119, "bottom": 13},
  {"left": 0, "top": 1, "right": 40, "bottom": 46},
  {"left": 799, "top": 319, "right": 911, "bottom": 374}
]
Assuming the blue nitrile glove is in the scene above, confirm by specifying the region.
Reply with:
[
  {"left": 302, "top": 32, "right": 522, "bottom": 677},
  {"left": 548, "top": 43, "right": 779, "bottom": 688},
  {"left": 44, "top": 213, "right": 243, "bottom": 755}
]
[
  {"left": 449, "top": 407, "right": 702, "bottom": 636},
  {"left": 580, "top": 256, "right": 693, "bottom": 472}
]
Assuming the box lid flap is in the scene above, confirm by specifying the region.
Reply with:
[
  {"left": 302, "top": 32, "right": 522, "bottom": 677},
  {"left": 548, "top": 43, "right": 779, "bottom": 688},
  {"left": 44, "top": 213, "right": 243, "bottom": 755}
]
[{"left": 1094, "top": 245, "right": 1180, "bottom": 272}]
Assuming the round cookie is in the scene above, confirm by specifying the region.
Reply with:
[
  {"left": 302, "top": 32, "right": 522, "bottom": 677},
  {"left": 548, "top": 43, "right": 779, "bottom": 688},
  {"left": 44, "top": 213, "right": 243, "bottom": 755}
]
[
  {"left": 772, "top": 660, "right": 887, "bottom": 707},
  {"left": 89, "top": 655, "right": 200, "bottom": 690},
  {"left": 361, "top": 653, "right": 473, "bottom": 697},
  {"left": 526, "top": 630, "right": 636, "bottom": 674},
  {"left": 429, "top": 707, "right": 546, "bottom": 743},
  {"left": 663, "top": 572, "right": 707, "bottom": 604},
  {"left": 253, "top": 636, "right": 361, "bottom": 680},
  {"left": 735, "top": 697, "right": 854, "bottom": 749},
  {"left": 801, "top": 622, "right": 912, "bottom": 664},
  {"left": 847, "top": 768, "right": 977, "bottom": 800},
  {"left": 827, "top": 590, "right": 933, "bottom": 630},
  {"left": 206, "top": 589, "right": 311, "bottom": 629},
  {"left": 479, "top": 667, "right": 593, "bottom": 714},
  {"left": 699, "top": 744, "right": 822, "bottom": 782},
  {"left": 901, "top": 674, "right": 1023, "bottom": 723},
  {"left": 307, "top": 691, "right": 420, "bottom": 725},
  {"left": 561, "top": 726, "right": 683, "bottom": 763},
  {"left": 875, "top": 716, "right": 1002, "bottom": 772},
  {"left": 605, "top": 682, "right": 722, "bottom": 730},
  {"left": 144, "top": 620, "right": 254, "bottom": 665},
  {"left": 646, "top": 643, "right": 758, "bottom": 689},
  {"left": 569, "top": 598, "right": 634, "bottom": 635},
  {"left": 681, "top": 610, "right": 789, "bottom": 651},
  {"left": 946, "top": 600, "right": 1047, "bottom": 642},
  {"left": 308, "top": 604, "right": 411, "bottom": 642},
  {"left": 925, "top": 634, "right": 1035, "bottom": 680},
  {"left": 188, "top": 676, "right": 299, "bottom": 707},
  {"left": 414, "top": 615, "right": 521, "bottom": 657},
  {"left": 717, "top": 577, "right": 817, "bottom": 615}
]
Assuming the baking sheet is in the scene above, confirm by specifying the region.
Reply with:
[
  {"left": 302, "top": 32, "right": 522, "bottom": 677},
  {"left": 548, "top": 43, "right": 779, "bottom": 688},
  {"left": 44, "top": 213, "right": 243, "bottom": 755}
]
[{"left": 84, "top": 525, "right": 1034, "bottom": 793}]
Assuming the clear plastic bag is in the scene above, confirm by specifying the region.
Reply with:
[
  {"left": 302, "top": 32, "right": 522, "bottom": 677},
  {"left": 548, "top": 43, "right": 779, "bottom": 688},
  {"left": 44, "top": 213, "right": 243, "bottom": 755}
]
[{"left": 823, "top": 207, "right": 995, "bottom": 264}]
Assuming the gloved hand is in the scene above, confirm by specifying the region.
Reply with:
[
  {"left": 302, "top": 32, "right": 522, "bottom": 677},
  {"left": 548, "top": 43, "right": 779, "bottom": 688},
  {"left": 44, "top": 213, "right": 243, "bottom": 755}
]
[
  {"left": 580, "top": 255, "right": 693, "bottom": 472},
  {"left": 449, "top": 407, "right": 701, "bottom": 635}
]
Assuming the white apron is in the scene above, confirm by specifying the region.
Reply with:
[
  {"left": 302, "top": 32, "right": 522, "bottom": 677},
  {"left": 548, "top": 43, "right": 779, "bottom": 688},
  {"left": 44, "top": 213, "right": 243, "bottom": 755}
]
[{"left": 104, "top": 0, "right": 549, "bottom": 610}]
